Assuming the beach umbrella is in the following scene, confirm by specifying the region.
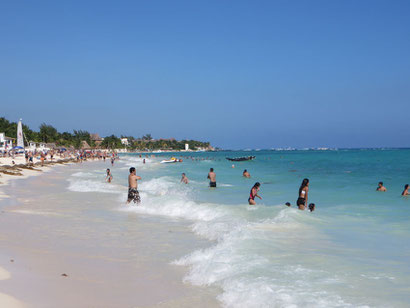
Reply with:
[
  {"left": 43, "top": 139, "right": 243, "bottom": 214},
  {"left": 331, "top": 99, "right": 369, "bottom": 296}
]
[{"left": 12, "top": 146, "right": 24, "bottom": 150}]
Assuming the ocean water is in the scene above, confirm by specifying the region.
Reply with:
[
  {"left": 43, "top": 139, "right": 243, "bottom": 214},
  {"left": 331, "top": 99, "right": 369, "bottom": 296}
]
[{"left": 69, "top": 149, "right": 410, "bottom": 307}]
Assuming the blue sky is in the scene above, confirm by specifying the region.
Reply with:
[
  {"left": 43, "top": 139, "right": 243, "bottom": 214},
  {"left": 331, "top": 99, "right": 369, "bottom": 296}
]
[{"left": 1, "top": 0, "right": 409, "bottom": 149}]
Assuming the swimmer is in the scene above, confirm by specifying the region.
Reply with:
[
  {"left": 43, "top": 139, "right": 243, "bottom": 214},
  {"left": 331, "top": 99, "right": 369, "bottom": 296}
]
[
  {"left": 208, "top": 168, "right": 216, "bottom": 188},
  {"left": 127, "top": 167, "right": 141, "bottom": 204},
  {"left": 297, "top": 178, "right": 309, "bottom": 210},
  {"left": 402, "top": 184, "right": 409, "bottom": 196},
  {"left": 181, "top": 173, "right": 189, "bottom": 184},
  {"left": 308, "top": 203, "right": 315, "bottom": 212},
  {"left": 106, "top": 169, "right": 113, "bottom": 183},
  {"left": 248, "top": 182, "right": 262, "bottom": 205},
  {"left": 376, "top": 182, "right": 387, "bottom": 191},
  {"left": 243, "top": 169, "right": 251, "bottom": 178},
  {"left": 285, "top": 202, "right": 291, "bottom": 207}
]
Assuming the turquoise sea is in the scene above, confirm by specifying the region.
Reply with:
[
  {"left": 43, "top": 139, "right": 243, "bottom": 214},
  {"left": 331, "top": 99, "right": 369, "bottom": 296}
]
[{"left": 70, "top": 149, "right": 410, "bottom": 307}]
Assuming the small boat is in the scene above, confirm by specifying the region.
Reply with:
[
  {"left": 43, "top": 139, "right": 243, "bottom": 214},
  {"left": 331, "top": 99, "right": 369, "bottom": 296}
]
[
  {"left": 160, "top": 159, "right": 177, "bottom": 164},
  {"left": 160, "top": 157, "right": 181, "bottom": 164},
  {"left": 226, "top": 156, "right": 256, "bottom": 162}
]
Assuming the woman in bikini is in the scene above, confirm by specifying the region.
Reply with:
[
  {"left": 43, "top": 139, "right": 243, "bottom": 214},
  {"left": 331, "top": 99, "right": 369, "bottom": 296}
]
[
  {"left": 248, "top": 182, "right": 262, "bottom": 205},
  {"left": 297, "top": 178, "right": 309, "bottom": 210}
]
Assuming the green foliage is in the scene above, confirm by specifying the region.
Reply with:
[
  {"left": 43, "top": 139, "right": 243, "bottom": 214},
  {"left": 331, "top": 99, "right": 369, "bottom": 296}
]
[
  {"left": 39, "top": 123, "right": 58, "bottom": 143},
  {"left": 0, "top": 117, "right": 212, "bottom": 150},
  {"left": 101, "top": 135, "right": 122, "bottom": 149}
]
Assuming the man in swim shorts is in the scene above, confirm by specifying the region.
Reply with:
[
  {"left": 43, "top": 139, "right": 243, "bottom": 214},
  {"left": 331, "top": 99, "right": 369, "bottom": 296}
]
[
  {"left": 127, "top": 167, "right": 142, "bottom": 204},
  {"left": 208, "top": 168, "right": 216, "bottom": 187}
]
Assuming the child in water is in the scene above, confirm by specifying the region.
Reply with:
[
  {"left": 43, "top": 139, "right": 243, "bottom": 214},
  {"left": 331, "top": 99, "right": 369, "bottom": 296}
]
[
  {"left": 248, "top": 182, "right": 262, "bottom": 205},
  {"left": 106, "top": 169, "right": 113, "bottom": 183}
]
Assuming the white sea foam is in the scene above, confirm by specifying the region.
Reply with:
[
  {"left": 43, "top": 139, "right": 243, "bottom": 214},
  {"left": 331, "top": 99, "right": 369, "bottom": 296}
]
[
  {"left": 68, "top": 179, "right": 124, "bottom": 194},
  {"left": 113, "top": 161, "right": 370, "bottom": 307},
  {"left": 72, "top": 171, "right": 94, "bottom": 177}
]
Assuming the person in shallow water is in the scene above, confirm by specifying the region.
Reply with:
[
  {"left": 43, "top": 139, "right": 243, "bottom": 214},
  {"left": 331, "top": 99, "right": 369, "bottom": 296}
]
[
  {"left": 127, "top": 167, "right": 141, "bottom": 204},
  {"left": 376, "top": 181, "right": 387, "bottom": 191},
  {"left": 308, "top": 203, "right": 315, "bottom": 212},
  {"left": 248, "top": 182, "right": 262, "bottom": 205},
  {"left": 106, "top": 168, "right": 113, "bottom": 183},
  {"left": 297, "top": 178, "right": 309, "bottom": 210},
  {"left": 285, "top": 202, "right": 291, "bottom": 207},
  {"left": 208, "top": 168, "right": 216, "bottom": 188},
  {"left": 402, "top": 184, "right": 409, "bottom": 196},
  {"left": 243, "top": 169, "right": 251, "bottom": 178},
  {"left": 181, "top": 173, "right": 189, "bottom": 184}
]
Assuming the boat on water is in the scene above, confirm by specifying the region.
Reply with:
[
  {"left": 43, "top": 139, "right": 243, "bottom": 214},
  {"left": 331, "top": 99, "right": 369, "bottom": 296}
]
[
  {"left": 160, "top": 157, "right": 182, "bottom": 164},
  {"left": 226, "top": 156, "right": 256, "bottom": 162}
]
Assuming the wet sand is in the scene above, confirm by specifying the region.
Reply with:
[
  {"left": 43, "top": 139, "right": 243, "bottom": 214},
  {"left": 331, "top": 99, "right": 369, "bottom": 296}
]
[{"left": 0, "top": 163, "right": 220, "bottom": 308}]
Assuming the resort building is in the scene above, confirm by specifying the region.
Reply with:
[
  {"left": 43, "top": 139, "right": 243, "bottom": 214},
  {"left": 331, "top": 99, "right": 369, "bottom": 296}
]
[
  {"left": 0, "top": 132, "right": 15, "bottom": 151},
  {"left": 28, "top": 141, "right": 37, "bottom": 151},
  {"left": 90, "top": 133, "right": 104, "bottom": 147},
  {"left": 120, "top": 138, "right": 129, "bottom": 146}
]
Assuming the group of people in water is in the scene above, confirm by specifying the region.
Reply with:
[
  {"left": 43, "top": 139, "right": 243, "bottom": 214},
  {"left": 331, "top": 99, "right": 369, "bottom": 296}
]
[
  {"left": 187, "top": 167, "right": 314, "bottom": 211},
  {"left": 102, "top": 156, "right": 410, "bottom": 208},
  {"left": 377, "top": 181, "right": 410, "bottom": 196}
]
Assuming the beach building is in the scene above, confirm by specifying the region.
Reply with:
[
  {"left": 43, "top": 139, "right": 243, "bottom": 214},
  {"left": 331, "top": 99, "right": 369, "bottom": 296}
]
[
  {"left": 81, "top": 141, "right": 91, "bottom": 149},
  {"left": 120, "top": 138, "right": 129, "bottom": 146},
  {"left": 38, "top": 142, "right": 56, "bottom": 151},
  {"left": 90, "top": 133, "right": 104, "bottom": 147},
  {"left": 28, "top": 141, "right": 37, "bottom": 151},
  {"left": 0, "top": 133, "right": 14, "bottom": 151}
]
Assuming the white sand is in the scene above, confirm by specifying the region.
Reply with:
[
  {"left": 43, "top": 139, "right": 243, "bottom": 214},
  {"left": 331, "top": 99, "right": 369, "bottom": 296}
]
[
  {"left": 0, "top": 160, "right": 219, "bottom": 307},
  {"left": 0, "top": 267, "right": 25, "bottom": 308}
]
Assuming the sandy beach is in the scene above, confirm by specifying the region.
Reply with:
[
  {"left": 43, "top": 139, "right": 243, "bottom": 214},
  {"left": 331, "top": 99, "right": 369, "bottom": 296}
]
[{"left": 0, "top": 158, "right": 219, "bottom": 308}]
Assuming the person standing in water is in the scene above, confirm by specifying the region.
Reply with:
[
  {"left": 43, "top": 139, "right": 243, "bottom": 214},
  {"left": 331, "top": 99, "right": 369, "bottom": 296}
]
[
  {"left": 243, "top": 169, "right": 251, "bottom": 178},
  {"left": 297, "top": 178, "right": 309, "bottom": 210},
  {"left": 208, "top": 168, "right": 216, "bottom": 187},
  {"left": 402, "top": 184, "right": 409, "bottom": 196},
  {"left": 181, "top": 173, "right": 189, "bottom": 184},
  {"left": 127, "top": 167, "right": 141, "bottom": 204},
  {"left": 248, "top": 182, "right": 262, "bottom": 205},
  {"left": 376, "top": 182, "right": 387, "bottom": 191},
  {"left": 106, "top": 168, "right": 113, "bottom": 183}
]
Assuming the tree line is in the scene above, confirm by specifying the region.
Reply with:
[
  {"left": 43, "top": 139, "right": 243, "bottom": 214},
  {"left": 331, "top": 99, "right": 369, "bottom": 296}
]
[{"left": 0, "top": 117, "right": 211, "bottom": 150}]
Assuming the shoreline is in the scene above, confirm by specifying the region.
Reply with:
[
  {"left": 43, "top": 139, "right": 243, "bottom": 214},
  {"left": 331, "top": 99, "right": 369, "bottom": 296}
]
[
  {"left": 0, "top": 157, "right": 85, "bottom": 307},
  {"left": 0, "top": 159, "right": 220, "bottom": 307}
]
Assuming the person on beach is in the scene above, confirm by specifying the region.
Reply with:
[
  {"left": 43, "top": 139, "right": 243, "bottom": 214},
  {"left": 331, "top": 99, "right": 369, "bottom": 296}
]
[
  {"left": 243, "top": 169, "right": 250, "bottom": 178},
  {"left": 297, "top": 178, "right": 309, "bottom": 210},
  {"left": 40, "top": 152, "right": 45, "bottom": 166},
  {"left": 248, "top": 182, "right": 262, "bottom": 205},
  {"left": 208, "top": 168, "right": 216, "bottom": 187},
  {"left": 181, "top": 173, "right": 189, "bottom": 184},
  {"left": 106, "top": 169, "right": 113, "bottom": 183},
  {"left": 402, "top": 184, "right": 409, "bottom": 196},
  {"left": 376, "top": 182, "right": 387, "bottom": 191},
  {"left": 111, "top": 157, "right": 114, "bottom": 166},
  {"left": 127, "top": 167, "right": 141, "bottom": 204}
]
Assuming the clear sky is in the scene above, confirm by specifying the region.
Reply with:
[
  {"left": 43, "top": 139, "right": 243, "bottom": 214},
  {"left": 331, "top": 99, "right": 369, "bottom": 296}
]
[{"left": 1, "top": 0, "right": 409, "bottom": 149}]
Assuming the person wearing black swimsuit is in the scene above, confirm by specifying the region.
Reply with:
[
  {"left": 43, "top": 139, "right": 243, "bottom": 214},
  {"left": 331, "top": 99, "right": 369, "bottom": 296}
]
[{"left": 297, "top": 178, "right": 309, "bottom": 210}]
